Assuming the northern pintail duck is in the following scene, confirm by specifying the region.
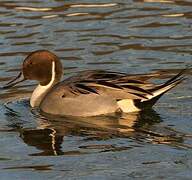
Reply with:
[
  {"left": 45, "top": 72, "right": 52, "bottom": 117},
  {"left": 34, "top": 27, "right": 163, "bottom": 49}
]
[{"left": 4, "top": 50, "right": 186, "bottom": 116}]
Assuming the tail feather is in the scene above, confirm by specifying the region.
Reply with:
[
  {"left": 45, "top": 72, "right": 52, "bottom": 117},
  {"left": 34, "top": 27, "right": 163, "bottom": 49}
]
[
  {"left": 149, "top": 77, "right": 185, "bottom": 98},
  {"left": 140, "top": 67, "right": 188, "bottom": 107},
  {"left": 163, "top": 68, "right": 187, "bottom": 86}
]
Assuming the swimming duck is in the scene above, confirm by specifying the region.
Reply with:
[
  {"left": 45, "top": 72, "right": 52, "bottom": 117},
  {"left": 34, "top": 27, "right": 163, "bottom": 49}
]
[{"left": 4, "top": 50, "right": 186, "bottom": 116}]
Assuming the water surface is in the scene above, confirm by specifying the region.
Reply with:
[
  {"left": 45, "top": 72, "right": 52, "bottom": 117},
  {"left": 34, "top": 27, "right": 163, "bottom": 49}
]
[{"left": 0, "top": 0, "right": 192, "bottom": 179}]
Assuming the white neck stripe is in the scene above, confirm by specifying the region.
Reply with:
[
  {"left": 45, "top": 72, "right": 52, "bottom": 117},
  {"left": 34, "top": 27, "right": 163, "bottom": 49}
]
[
  {"left": 30, "top": 61, "right": 56, "bottom": 107},
  {"left": 46, "top": 60, "right": 55, "bottom": 87}
]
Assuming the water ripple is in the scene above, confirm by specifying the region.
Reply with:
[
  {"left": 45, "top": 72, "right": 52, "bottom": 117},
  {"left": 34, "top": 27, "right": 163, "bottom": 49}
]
[{"left": 0, "top": 0, "right": 191, "bottom": 178}]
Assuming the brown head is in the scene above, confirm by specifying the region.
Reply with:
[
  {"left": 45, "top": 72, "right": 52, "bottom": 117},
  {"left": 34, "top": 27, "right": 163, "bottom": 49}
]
[{"left": 3, "top": 50, "right": 63, "bottom": 88}]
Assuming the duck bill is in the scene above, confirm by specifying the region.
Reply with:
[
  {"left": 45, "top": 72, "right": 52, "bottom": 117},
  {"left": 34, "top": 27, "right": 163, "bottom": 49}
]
[{"left": 2, "top": 72, "right": 26, "bottom": 89}]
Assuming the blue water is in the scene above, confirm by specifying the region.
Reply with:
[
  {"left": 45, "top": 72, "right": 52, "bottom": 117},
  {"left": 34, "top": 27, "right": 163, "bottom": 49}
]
[{"left": 0, "top": 0, "right": 191, "bottom": 179}]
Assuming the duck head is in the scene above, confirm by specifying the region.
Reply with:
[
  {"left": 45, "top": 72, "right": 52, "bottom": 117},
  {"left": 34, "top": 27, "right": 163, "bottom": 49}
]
[
  {"left": 3, "top": 50, "right": 63, "bottom": 107},
  {"left": 4, "top": 50, "right": 63, "bottom": 88}
]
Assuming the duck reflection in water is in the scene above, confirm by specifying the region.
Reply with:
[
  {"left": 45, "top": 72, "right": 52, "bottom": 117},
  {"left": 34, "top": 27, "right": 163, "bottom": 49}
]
[{"left": 4, "top": 103, "right": 183, "bottom": 156}]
